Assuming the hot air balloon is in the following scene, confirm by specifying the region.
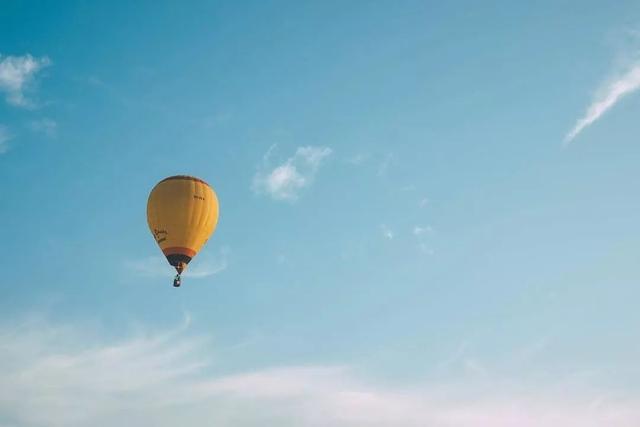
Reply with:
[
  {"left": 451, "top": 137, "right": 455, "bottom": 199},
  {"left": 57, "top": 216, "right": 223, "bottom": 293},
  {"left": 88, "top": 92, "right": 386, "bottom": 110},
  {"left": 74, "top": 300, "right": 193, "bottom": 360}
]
[{"left": 147, "top": 175, "right": 219, "bottom": 287}]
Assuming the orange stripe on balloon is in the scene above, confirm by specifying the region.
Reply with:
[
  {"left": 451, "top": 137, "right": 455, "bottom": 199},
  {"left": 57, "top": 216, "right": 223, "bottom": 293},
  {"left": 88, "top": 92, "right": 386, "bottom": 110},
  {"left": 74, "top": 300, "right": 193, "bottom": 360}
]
[{"left": 162, "top": 247, "right": 197, "bottom": 257}]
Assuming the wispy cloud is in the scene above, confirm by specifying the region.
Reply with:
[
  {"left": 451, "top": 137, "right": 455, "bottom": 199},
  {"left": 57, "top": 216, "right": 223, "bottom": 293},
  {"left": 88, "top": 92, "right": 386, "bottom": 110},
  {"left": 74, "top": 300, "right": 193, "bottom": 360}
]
[
  {"left": 126, "top": 248, "right": 228, "bottom": 280},
  {"left": 565, "top": 60, "right": 640, "bottom": 144},
  {"left": 346, "top": 153, "right": 370, "bottom": 166},
  {"left": 0, "top": 53, "right": 51, "bottom": 107},
  {"left": 418, "top": 243, "right": 435, "bottom": 255},
  {"left": 0, "top": 125, "right": 12, "bottom": 154},
  {"left": 201, "top": 112, "right": 233, "bottom": 129},
  {"left": 29, "top": 117, "right": 58, "bottom": 137},
  {"left": 186, "top": 248, "right": 229, "bottom": 278},
  {"left": 414, "top": 225, "right": 435, "bottom": 255},
  {"left": 1, "top": 317, "right": 639, "bottom": 427},
  {"left": 380, "top": 224, "right": 394, "bottom": 240},
  {"left": 413, "top": 225, "right": 433, "bottom": 236},
  {"left": 126, "top": 256, "right": 173, "bottom": 277},
  {"left": 252, "top": 145, "right": 332, "bottom": 201},
  {"left": 377, "top": 153, "right": 394, "bottom": 177}
]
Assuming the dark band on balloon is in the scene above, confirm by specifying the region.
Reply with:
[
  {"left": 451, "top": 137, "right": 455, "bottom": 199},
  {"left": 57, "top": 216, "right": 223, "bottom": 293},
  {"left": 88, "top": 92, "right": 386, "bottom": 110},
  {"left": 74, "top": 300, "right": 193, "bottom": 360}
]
[
  {"left": 166, "top": 253, "right": 192, "bottom": 267},
  {"left": 158, "top": 175, "right": 212, "bottom": 188}
]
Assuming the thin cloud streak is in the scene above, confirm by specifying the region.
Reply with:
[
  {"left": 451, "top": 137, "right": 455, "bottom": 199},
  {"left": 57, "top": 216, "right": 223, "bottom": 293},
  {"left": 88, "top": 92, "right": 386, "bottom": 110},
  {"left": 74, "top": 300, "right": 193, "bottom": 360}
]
[
  {"left": 1, "top": 317, "right": 639, "bottom": 427},
  {"left": 29, "top": 118, "right": 58, "bottom": 137},
  {"left": 565, "top": 62, "right": 640, "bottom": 144},
  {"left": 186, "top": 249, "right": 229, "bottom": 278},
  {"left": 126, "top": 249, "right": 228, "bottom": 280}
]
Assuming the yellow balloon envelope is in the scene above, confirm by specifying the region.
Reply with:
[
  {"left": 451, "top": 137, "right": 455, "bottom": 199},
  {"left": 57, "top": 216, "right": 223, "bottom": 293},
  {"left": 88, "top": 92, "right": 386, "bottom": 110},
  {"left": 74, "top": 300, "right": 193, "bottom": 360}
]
[{"left": 147, "top": 175, "right": 219, "bottom": 286}]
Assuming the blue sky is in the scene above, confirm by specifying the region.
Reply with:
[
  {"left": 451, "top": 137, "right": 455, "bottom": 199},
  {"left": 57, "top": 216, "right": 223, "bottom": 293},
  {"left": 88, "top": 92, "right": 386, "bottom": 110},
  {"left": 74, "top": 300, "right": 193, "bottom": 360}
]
[{"left": 2, "top": 1, "right": 640, "bottom": 425}]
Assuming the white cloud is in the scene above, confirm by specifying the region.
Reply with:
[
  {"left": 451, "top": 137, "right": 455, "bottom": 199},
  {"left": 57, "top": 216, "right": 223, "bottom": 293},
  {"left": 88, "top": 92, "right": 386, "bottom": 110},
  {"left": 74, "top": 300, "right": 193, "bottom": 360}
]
[
  {"left": 126, "top": 248, "right": 228, "bottom": 280},
  {"left": 0, "top": 53, "right": 51, "bottom": 107},
  {"left": 565, "top": 61, "right": 640, "bottom": 143},
  {"left": 29, "top": 118, "right": 57, "bottom": 137},
  {"left": 419, "top": 198, "right": 429, "bottom": 208},
  {"left": 0, "top": 125, "right": 12, "bottom": 154},
  {"left": 252, "top": 146, "right": 332, "bottom": 201},
  {"left": 1, "top": 317, "right": 640, "bottom": 427}
]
